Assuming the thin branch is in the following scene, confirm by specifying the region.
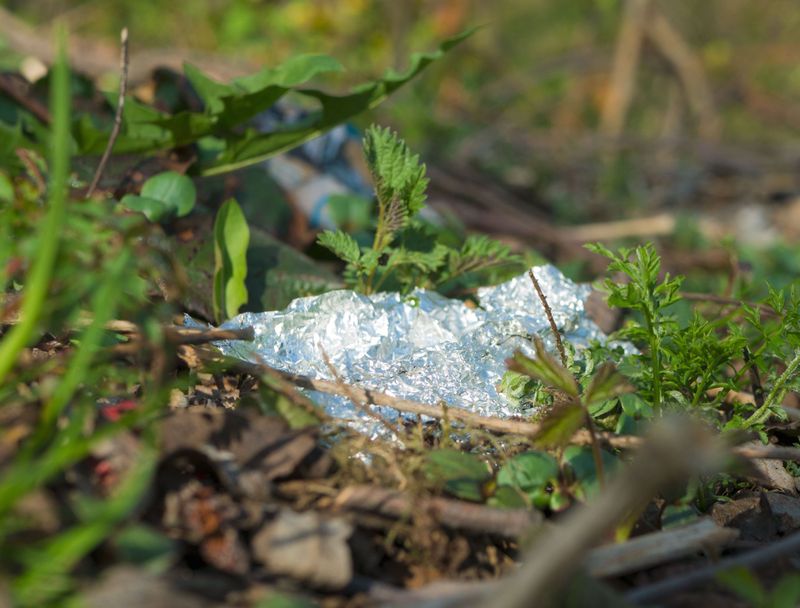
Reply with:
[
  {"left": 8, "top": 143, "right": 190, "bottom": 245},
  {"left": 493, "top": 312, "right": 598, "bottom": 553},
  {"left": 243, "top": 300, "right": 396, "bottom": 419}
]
[
  {"left": 0, "top": 74, "right": 51, "bottom": 124},
  {"left": 192, "top": 348, "right": 800, "bottom": 463},
  {"left": 528, "top": 268, "right": 567, "bottom": 367},
  {"left": 162, "top": 326, "right": 255, "bottom": 345},
  {"left": 333, "top": 484, "right": 541, "bottom": 538},
  {"left": 625, "top": 529, "right": 800, "bottom": 604},
  {"left": 86, "top": 27, "right": 129, "bottom": 199},
  {"left": 529, "top": 267, "right": 605, "bottom": 483},
  {"left": 319, "top": 345, "right": 405, "bottom": 439}
]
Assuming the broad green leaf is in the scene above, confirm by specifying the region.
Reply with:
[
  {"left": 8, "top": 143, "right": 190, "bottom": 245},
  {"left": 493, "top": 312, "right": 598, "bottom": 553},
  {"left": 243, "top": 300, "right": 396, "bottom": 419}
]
[
  {"left": 487, "top": 485, "right": 528, "bottom": 509},
  {"left": 119, "top": 195, "right": 172, "bottom": 222},
  {"left": 141, "top": 171, "right": 195, "bottom": 216},
  {"left": 235, "top": 53, "right": 343, "bottom": 92},
  {"left": 588, "top": 397, "right": 620, "bottom": 418},
  {"left": 173, "top": 222, "right": 340, "bottom": 319},
  {"left": 507, "top": 337, "right": 579, "bottom": 397},
  {"left": 497, "top": 451, "right": 558, "bottom": 508},
  {"left": 424, "top": 449, "right": 491, "bottom": 502},
  {"left": 72, "top": 30, "right": 472, "bottom": 172},
  {"left": 213, "top": 198, "right": 250, "bottom": 323},
  {"left": 120, "top": 171, "right": 196, "bottom": 222},
  {"left": 583, "top": 362, "right": 633, "bottom": 407},
  {"left": 563, "top": 446, "right": 618, "bottom": 501},
  {"left": 184, "top": 62, "right": 234, "bottom": 114},
  {"left": 197, "top": 29, "right": 474, "bottom": 176},
  {"left": 619, "top": 393, "right": 653, "bottom": 419}
]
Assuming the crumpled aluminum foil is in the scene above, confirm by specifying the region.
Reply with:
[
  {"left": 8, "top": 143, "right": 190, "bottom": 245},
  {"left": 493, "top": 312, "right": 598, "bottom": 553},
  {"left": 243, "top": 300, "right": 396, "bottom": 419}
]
[{"left": 192, "top": 265, "right": 618, "bottom": 434}]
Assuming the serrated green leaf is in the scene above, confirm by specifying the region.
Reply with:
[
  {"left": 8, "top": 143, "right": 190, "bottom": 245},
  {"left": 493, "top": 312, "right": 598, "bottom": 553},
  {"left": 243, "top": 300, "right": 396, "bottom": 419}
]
[
  {"left": 317, "top": 230, "right": 361, "bottom": 264},
  {"left": 234, "top": 53, "right": 344, "bottom": 91},
  {"left": 71, "top": 30, "right": 472, "bottom": 168},
  {"left": 533, "top": 400, "right": 585, "bottom": 448},
  {"left": 213, "top": 198, "right": 250, "bottom": 323},
  {"left": 507, "top": 337, "right": 579, "bottom": 396},
  {"left": 364, "top": 124, "right": 427, "bottom": 222},
  {"left": 198, "top": 30, "right": 472, "bottom": 176}
]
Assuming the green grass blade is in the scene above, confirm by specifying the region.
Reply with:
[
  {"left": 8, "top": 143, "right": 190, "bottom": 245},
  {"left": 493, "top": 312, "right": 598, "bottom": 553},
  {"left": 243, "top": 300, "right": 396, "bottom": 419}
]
[{"left": 0, "top": 29, "right": 70, "bottom": 384}]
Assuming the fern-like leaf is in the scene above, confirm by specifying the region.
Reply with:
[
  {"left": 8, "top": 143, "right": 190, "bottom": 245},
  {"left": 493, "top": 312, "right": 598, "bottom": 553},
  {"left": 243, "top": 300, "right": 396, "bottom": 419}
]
[
  {"left": 449, "top": 235, "right": 518, "bottom": 276},
  {"left": 363, "top": 125, "right": 428, "bottom": 250},
  {"left": 317, "top": 230, "right": 361, "bottom": 264}
]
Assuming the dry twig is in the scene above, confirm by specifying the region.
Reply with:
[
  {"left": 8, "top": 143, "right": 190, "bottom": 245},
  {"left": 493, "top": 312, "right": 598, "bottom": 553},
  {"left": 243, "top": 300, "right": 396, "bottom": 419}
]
[
  {"left": 333, "top": 485, "right": 541, "bottom": 538},
  {"left": 527, "top": 268, "right": 567, "bottom": 367},
  {"left": 86, "top": 27, "right": 129, "bottom": 199},
  {"left": 319, "top": 346, "right": 404, "bottom": 439},
  {"left": 0, "top": 74, "right": 51, "bottom": 124},
  {"left": 626, "top": 529, "right": 800, "bottom": 603},
  {"left": 584, "top": 518, "right": 738, "bottom": 578},
  {"left": 600, "top": 0, "right": 651, "bottom": 137}
]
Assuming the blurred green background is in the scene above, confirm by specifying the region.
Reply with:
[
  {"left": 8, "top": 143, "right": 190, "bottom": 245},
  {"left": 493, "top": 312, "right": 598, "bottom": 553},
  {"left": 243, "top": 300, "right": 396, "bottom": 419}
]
[
  {"left": 5, "top": 1, "right": 800, "bottom": 143},
  {"left": 4, "top": 0, "right": 800, "bottom": 228}
]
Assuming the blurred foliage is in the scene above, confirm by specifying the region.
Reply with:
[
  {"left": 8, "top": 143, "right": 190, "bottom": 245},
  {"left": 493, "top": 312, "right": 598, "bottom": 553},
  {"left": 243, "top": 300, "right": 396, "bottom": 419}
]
[{"left": 7, "top": 0, "right": 800, "bottom": 149}]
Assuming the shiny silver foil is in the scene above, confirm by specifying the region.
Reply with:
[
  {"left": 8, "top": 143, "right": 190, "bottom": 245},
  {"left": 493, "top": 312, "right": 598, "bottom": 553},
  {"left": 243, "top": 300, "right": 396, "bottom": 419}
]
[{"left": 193, "top": 266, "right": 618, "bottom": 434}]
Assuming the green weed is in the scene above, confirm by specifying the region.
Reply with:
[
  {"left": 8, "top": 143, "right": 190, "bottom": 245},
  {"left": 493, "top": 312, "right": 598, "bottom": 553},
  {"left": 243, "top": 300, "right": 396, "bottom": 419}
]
[{"left": 318, "top": 125, "right": 523, "bottom": 294}]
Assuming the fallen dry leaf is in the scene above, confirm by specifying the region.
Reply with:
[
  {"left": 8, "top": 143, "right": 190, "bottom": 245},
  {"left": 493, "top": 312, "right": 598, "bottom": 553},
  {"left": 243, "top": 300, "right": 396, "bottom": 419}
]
[{"left": 251, "top": 508, "right": 353, "bottom": 589}]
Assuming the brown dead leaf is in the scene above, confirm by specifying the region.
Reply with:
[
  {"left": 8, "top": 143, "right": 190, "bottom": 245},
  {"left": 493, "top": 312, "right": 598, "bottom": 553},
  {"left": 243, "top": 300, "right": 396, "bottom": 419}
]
[
  {"left": 251, "top": 509, "right": 353, "bottom": 589},
  {"left": 200, "top": 527, "right": 250, "bottom": 576}
]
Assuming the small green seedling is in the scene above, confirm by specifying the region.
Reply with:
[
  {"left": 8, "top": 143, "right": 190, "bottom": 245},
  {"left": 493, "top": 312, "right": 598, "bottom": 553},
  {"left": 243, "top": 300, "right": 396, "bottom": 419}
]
[
  {"left": 120, "top": 170, "right": 196, "bottom": 222},
  {"left": 318, "top": 125, "right": 522, "bottom": 294},
  {"left": 508, "top": 336, "right": 632, "bottom": 485},
  {"left": 213, "top": 198, "right": 250, "bottom": 323}
]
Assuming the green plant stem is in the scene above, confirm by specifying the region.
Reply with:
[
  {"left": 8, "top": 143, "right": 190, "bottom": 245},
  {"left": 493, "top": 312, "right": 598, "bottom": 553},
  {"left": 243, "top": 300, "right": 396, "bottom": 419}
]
[
  {"left": 0, "top": 32, "right": 69, "bottom": 385},
  {"left": 642, "top": 306, "right": 662, "bottom": 414},
  {"left": 583, "top": 404, "right": 605, "bottom": 487},
  {"left": 744, "top": 349, "right": 800, "bottom": 429}
]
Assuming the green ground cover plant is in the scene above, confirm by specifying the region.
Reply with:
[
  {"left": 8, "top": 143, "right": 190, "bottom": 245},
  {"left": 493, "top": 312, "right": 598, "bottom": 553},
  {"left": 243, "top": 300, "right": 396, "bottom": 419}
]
[{"left": 317, "top": 125, "right": 523, "bottom": 295}]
